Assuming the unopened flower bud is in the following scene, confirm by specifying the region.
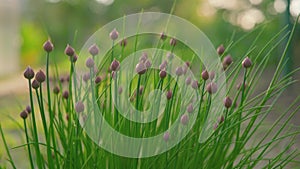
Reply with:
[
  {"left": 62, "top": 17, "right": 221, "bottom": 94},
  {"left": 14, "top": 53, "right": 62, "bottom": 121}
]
[
  {"left": 160, "top": 70, "right": 167, "bottom": 79},
  {"left": 109, "top": 28, "right": 119, "bottom": 40},
  {"left": 26, "top": 105, "right": 31, "bottom": 114},
  {"left": 32, "top": 79, "right": 40, "bottom": 89},
  {"left": 186, "top": 76, "right": 192, "bottom": 85},
  {"left": 175, "top": 67, "right": 183, "bottom": 76},
  {"left": 217, "top": 44, "right": 225, "bottom": 55},
  {"left": 145, "top": 60, "right": 152, "bottom": 69},
  {"left": 88, "top": 44, "right": 99, "bottom": 56},
  {"left": 180, "top": 114, "right": 189, "bottom": 125},
  {"left": 209, "top": 71, "right": 215, "bottom": 80},
  {"left": 63, "top": 91, "right": 69, "bottom": 99},
  {"left": 43, "top": 40, "right": 54, "bottom": 53},
  {"left": 201, "top": 70, "right": 209, "bottom": 81},
  {"left": 65, "top": 44, "right": 75, "bottom": 57},
  {"left": 110, "top": 59, "right": 120, "bottom": 71},
  {"left": 120, "top": 38, "right": 127, "bottom": 47},
  {"left": 191, "top": 80, "right": 199, "bottom": 89},
  {"left": 35, "top": 70, "right": 46, "bottom": 83},
  {"left": 223, "top": 55, "right": 233, "bottom": 67},
  {"left": 163, "top": 131, "right": 170, "bottom": 142},
  {"left": 166, "top": 90, "right": 172, "bottom": 100},
  {"left": 136, "top": 62, "right": 147, "bottom": 75},
  {"left": 224, "top": 96, "right": 232, "bottom": 108},
  {"left": 242, "top": 57, "right": 252, "bottom": 68},
  {"left": 95, "top": 76, "right": 102, "bottom": 84},
  {"left": 187, "top": 103, "right": 194, "bottom": 113},
  {"left": 206, "top": 82, "right": 218, "bottom": 94},
  {"left": 85, "top": 57, "right": 95, "bottom": 68},
  {"left": 24, "top": 66, "right": 35, "bottom": 80},
  {"left": 20, "top": 110, "right": 28, "bottom": 119},
  {"left": 75, "top": 101, "right": 84, "bottom": 113},
  {"left": 83, "top": 73, "right": 90, "bottom": 82}
]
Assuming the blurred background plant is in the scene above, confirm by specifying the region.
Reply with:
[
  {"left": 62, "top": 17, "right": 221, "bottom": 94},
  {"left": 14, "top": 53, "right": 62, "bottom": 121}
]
[{"left": 0, "top": 0, "right": 300, "bottom": 168}]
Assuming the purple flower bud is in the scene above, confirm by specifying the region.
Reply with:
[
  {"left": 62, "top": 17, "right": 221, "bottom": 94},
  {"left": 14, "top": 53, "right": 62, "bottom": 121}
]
[
  {"left": 160, "top": 32, "right": 167, "bottom": 40},
  {"left": 120, "top": 38, "right": 127, "bottom": 47},
  {"left": 43, "top": 40, "right": 54, "bottom": 53},
  {"left": 206, "top": 82, "right": 218, "bottom": 94},
  {"left": 201, "top": 70, "right": 209, "bottom": 81},
  {"left": 217, "top": 44, "right": 225, "bottom": 55},
  {"left": 95, "top": 76, "right": 102, "bottom": 84},
  {"left": 32, "top": 79, "right": 40, "bottom": 89},
  {"left": 20, "top": 110, "right": 28, "bottom": 119},
  {"left": 135, "top": 62, "right": 147, "bottom": 75},
  {"left": 88, "top": 44, "right": 99, "bottom": 56},
  {"left": 224, "top": 96, "right": 232, "bottom": 108},
  {"left": 118, "top": 87, "right": 123, "bottom": 94},
  {"left": 35, "top": 70, "right": 46, "bottom": 83},
  {"left": 139, "top": 53, "right": 148, "bottom": 63},
  {"left": 53, "top": 86, "right": 60, "bottom": 94},
  {"left": 166, "top": 90, "right": 172, "bottom": 100},
  {"left": 63, "top": 91, "right": 69, "bottom": 99},
  {"left": 180, "top": 114, "right": 189, "bottom": 125},
  {"left": 65, "top": 44, "right": 75, "bottom": 57},
  {"left": 159, "top": 61, "right": 167, "bottom": 70},
  {"left": 26, "top": 105, "right": 31, "bottom": 114},
  {"left": 86, "top": 57, "right": 95, "bottom": 68},
  {"left": 209, "top": 71, "right": 215, "bottom": 80},
  {"left": 110, "top": 59, "right": 120, "bottom": 71},
  {"left": 83, "top": 73, "right": 90, "bottom": 82},
  {"left": 75, "top": 101, "right": 85, "bottom": 113},
  {"left": 170, "top": 38, "right": 177, "bottom": 46},
  {"left": 24, "top": 66, "right": 35, "bottom": 80},
  {"left": 163, "top": 131, "right": 170, "bottom": 142},
  {"left": 223, "top": 55, "right": 233, "bottom": 67},
  {"left": 191, "top": 80, "right": 199, "bottom": 89},
  {"left": 111, "top": 71, "right": 117, "bottom": 80},
  {"left": 185, "top": 76, "right": 192, "bottom": 85},
  {"left": 187, "top": 103, "right": 194, "bottom": 113},
  {"left": 175, "top": 67, "right": 183, "bottom": 76},
  {"left": 72, "top": 54, "right": 78, "bottom": 63},
  {"left": 160, "top": 70, "right": 167, "bottom": 79},
  {"left": 109, "top": 28, "right": 119, "bottom": 40},
  {"left": 242, "top": 57, "right": 252, "bottom": 68},
  {"left": 145, "top": 60, "right": 152, "bottom": 69}
]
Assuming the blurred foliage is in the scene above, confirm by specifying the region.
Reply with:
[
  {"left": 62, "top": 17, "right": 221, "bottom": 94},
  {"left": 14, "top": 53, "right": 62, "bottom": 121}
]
[{"left": 20, "top": 0, "right": 299, "bottom": 68}]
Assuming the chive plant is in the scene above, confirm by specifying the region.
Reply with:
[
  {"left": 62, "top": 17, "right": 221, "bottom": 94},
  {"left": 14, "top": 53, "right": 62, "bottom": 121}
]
[{"left": 1, "top": 18, "right": 300, "bottom": 169}]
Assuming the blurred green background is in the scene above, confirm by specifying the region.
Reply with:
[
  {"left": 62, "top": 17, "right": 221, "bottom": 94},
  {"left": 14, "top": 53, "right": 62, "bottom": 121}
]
[{"left": 0, "top": 0, "right": 299, "bottom": 167}]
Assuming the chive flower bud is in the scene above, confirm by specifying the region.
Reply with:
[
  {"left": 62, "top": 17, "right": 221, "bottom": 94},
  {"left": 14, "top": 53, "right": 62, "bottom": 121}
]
[
  {"left": 23, "top": 66, "right": 35, "bottom": 80},
  {"left": 109, "top": 28, "right": 119, "bottom": 40},
  {"left": 180, "top": 114, "right": 189, "bottom": 125},
  {"left": 242, "top": 57, "right": 252, "bottom": 68},
  {"left": 75, "top": 101, "right": 85, "bottom": 113},
  {"left": 88, "top": 44, "right": 99, "bottom": 56},
  {"left": 35, "top": 70, "right": 46, "bottom": 83},
  {"left": 43, "top": 40, "right": 54, "bottom": 53},
  {"left": 65, "top": 44, "right": 75, "bottom": 57},
  {"left": 201, "top": 70, "right": 209, "bottom": 81},
  {"left": 20, "top": 110, "right": 28, "bottom": 119},
  {"left": 217, "top": 44, "right": 225, "bottom": 55}
]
